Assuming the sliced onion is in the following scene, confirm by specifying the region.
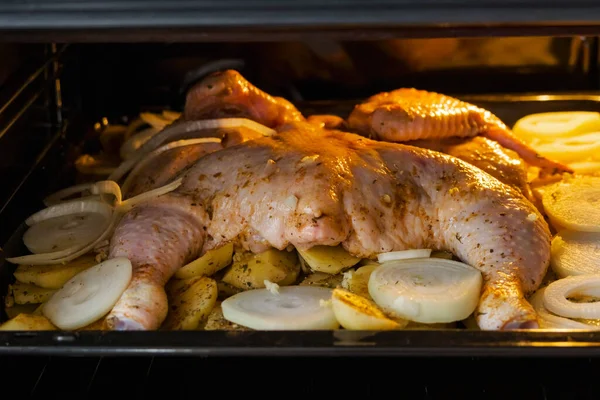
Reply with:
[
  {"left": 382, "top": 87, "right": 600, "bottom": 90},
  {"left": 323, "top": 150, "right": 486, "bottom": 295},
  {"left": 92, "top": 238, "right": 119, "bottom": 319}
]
[
  {"left": 162, "top": 110, "right": 182, "bottom": 121},
  {"left": 368, "top": 258, "right": 482, "bottom": 324},
  {"left": 120, "top": 126, "right": 160, "bottom": 160},
  {"left": 26, "top": 199, "right": 112, "bottom": 227},
  {"left": 550, "top": 230, "right": 600, "bottom": 278},
  {"left": 110, "top": 137, "right": 221, "bottom": 184},
  {"left": 117, "top": 178, "right": 183, "bottom": 213},
  {"left": 529, "top": 287, "right": 596, "bottom": 330},
  {"left": 23, "top": 210, "right": 112, "bottom": 254},
  {"left": 140, "top": 112, "right": 172, "bottom": 131},
  {"left": 377, "top": 249, "right": 432, "bottom": 264},
  {"left": 121, "top": 138, "right": 222, "bottom": 196},
  {"left": 42, "top": 257, "right": 133, "bottom": 330},
  {"left": 6, "top": 211, "right": 122, "bottom": 266},
  {"left": 221, "top": 286, "right": 339, "bottom": 330},
  {"left": 44, "top": 180, "right": 122, "bottom": 207},
  {"left": 543, "top": 274, "right": 600, "bottom": 319}
]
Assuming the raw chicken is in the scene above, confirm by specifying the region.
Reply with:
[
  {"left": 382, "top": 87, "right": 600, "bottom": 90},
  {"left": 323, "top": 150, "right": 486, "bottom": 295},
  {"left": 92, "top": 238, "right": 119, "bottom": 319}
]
[
  {"left": 407, "top": 136, "right": 535, "bottom": 203},
  {"left": 106, "top": 121, "right": 551, "bottom": 332},
  {"left": 184, "top": 69, "right": 304, "bottom": 128},
  {"left": 347, "top": 88, "right": 572, "bottom": 174}
]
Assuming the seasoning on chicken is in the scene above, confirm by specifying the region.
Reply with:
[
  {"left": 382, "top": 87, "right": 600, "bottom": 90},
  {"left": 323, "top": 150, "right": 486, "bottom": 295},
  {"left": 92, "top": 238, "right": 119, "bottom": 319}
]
[
  {"left": 184, "top": 69, "right": 304, "bottom": 128},
  {"left": 347, "top": 88, "right": 572, "bottom": 174},
  {"left": 105, "top": 121, "right": 550, "bottom": 331},
  {"left": 407, "top": 136, "right": 535, "bottom": 203}
]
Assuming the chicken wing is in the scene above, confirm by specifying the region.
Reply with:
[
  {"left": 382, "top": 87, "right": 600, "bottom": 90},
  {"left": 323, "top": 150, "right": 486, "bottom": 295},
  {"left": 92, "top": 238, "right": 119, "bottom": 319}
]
[{"left": 347, "top": 88, "right": 572, "bottom": 174}]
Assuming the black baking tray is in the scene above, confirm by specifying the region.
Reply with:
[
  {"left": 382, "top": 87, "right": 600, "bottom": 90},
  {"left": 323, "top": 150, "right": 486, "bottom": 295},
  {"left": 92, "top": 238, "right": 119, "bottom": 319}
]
[{"left": 1, "top": 93, "right": 600, "bottom": 357}]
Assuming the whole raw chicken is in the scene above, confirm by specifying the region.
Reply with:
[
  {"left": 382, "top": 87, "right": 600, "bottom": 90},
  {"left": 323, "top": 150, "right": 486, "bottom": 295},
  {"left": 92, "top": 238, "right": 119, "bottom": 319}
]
[{"left": 106, "top": 70, "right": 552, "bottom": 331}]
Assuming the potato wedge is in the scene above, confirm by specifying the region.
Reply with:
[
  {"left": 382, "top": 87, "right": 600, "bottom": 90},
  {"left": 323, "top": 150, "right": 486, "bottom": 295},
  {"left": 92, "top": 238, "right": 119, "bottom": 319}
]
[
  {"left": 0, "top": 313, "right": 56, "bottom": 331},
  {"left": 217, "top": 281, "right": 242, "bottom": 300},
  {"left": 10, "top": 282, "right": 56, "bottom": 304},
  {"left": 332, "top": 288, "right": 404, "bottom": 330},
  {"left": 204, "top": 301, "right": 251, "bottom": 331},
  {"left": 175, "top": 242, "right": 234, "bottom": 279},
  {"left": 222, "top": 248, "right": 300, "bottom": 290},
  {"left": 297, "top": 245, "right": 361, "bottom": 274},
  {"left": 13, "top": 254, "right": 97, "bottom": 289},
  {"left": 300, "top": 272, "right": 343, "bottom": 288},
  {"left": 341, "top": 263, "right": 379, "bottom": 300},
  {"left": 4, "top": 303, "right": 39, "bottom": 319},
  {"left": 163, "top": 276, "right": 218, "bottom": 330}
]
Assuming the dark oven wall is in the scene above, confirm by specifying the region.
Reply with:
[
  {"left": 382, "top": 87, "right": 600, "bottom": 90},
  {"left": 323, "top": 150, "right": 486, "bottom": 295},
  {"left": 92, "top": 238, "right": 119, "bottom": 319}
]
[{"left": 64, "top": 37, "right": 596, "bottom": 122}]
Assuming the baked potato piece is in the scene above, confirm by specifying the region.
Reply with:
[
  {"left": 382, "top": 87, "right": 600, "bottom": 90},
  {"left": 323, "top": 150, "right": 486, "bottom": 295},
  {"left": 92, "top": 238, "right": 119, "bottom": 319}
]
[
  {"left": 203, "top": 301, "right": 251, "bottom": 331},
  {"left": 297, "top": 245, "right": 361, "bottom": 274},
  {"left": 4, "top": 303, "right": 39, "bottom": 319},
  {"left": 175, "top": 242, "right": 234, "bottom": 279},
  {"left": 0, "top": 313, "right": 56, "bottom": 331},
  {"left": 217, "top": 281, "right": 242, "bottom": 300},
  {"left": 222, "top": 248, "right": 300, "bottom": 290},
  {"left": 341, "top": 263, "right": 379, "bottom": 300},
  {"left": 299, "top": 272, "right": 343, "bottom": 288},
  {"left": 162, "top": 276, "right": 218, "bottom": 330},
  {"left": 77, "top": 318, "right": 107, "bottom": 331},
  {"left": 10, "top": 282, "right": 56, "bottom": 305},
  {"left": 13, "top": 254, "right": 97, "bottom": 289}
]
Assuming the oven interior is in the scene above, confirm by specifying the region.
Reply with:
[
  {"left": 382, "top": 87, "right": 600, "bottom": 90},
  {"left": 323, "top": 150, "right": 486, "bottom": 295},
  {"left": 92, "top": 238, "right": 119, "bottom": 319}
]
[{"left": 1, "top": 35, "right": 600, "bottom": 355}]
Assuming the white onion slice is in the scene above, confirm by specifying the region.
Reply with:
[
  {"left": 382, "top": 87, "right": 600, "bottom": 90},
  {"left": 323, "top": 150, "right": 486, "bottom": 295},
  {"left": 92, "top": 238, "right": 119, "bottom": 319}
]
[
  {"left": 42, "top": 257, "right": 133, "bottom": 330},
  {"left": 43, "top": 180, "right": 122, "bottom": 207},
  {"left": 26, "top": 199, "right": 113, "bottom": 227},
  {"left": 110, "top": 137, "right": 221, "bottom": 184},
  {"left": 121, "top": 138, "right": 222, "bottom": 196},
  {"left": 117, "top": 178, "right": 183, "bottom": 213},
  {"left": 120, "top": 126, "right": 160, "bottom": 160},
  {"left": 6, "top": 211, "right": 122, "bottom": 266},
  {"left": 23, "top": 211, "right": 112, "bottom": 254},
  {"left": 529, "top": 287, "right": 596, "bottom": 330},
  {"left": 117, "top": 118, "right": 274, "bottom": 174},
  {"left": 543, "top": 274, "right": 600, "bottom": 319},
  {"left": 550, "top": 230, "right": 600, "bottom": 278},
  {"left": 221, "top": 286, "right": 339, "bottom": 330},
  {"left": 377, "top": 249, "right": 432, "bottom": 264},
  {"left": 368, "top": 258, "right": 482, "bottom": 323}
]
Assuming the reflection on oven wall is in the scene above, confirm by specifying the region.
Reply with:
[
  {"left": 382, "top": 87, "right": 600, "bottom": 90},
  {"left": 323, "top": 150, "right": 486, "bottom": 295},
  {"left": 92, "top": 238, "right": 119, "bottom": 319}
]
[{"left": 67, "top": 36, "right": 594, "bottom": 122}]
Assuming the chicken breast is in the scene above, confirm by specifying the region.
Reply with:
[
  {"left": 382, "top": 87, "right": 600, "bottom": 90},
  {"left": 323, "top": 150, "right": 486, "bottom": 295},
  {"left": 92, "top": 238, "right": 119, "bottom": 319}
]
[
  {"left": 106, "top": 121, "right": 550, "bottom": 332},
  {"left": 347, "top": 88, "right": 572, "bottom": 174}
]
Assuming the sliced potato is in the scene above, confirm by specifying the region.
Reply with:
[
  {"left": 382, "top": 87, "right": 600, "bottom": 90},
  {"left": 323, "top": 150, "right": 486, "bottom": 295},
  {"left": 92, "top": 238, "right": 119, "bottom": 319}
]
[
  {"left": 222, "top": 248, "right": 300, "bottom": 290},
  {"left": 175, "top": 243, "right": 234, "bottom": 279},
  {"left": 0, "top": 313, "right": 57, "bottom": 331},
  {"left": 331, "top": 288, "right": 404, "bottom": 330},
  {"left": 341, "top": 263, "right": 379, "bottom": 300},
  {"left": 163, "top": 276, "right": 218, "bottom": 330},
  {"left": 300, "top": 272, "right": 343, "bottom": 288},
  {"left": 204, "top": 301, "right": 251, "bottom": 331},
  {"left": 4, "top": 303, "right": 39, "bottom": 319},
  {"left": 297, "top": 245, "right": 361, "bottom": 274},
  {"left": 550, "top": 230, "right": 600, "bottom": 278},
  {"left": 10, "top": 282, "right": 56, "bottom": 305},
  {"left": 541, "top": 175, "right": 600, "bottom": 232},
  {"left": 217, "top": 281, "right": 243, "bottom": 300},
  {"left": 13, "top": 254, "right": 97, "bottom": 289}
]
